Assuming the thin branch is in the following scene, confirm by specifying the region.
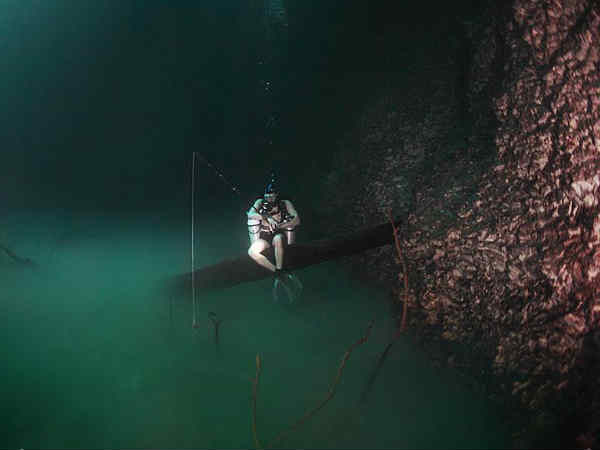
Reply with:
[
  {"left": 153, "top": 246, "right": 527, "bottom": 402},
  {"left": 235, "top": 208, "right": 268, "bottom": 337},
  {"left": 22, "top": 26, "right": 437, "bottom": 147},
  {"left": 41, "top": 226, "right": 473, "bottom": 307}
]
[
  {"left": 254, "top": 320, "right": 374, "bottom": 449},
  {"left": 386, "top": 209, "right": 409, "bottom": 333},
  {"left": 359, "top": 338, "right": 395, "bottom": 404},
  {"left": 360, "top": 211, "right": 410, "bottom": 405}
]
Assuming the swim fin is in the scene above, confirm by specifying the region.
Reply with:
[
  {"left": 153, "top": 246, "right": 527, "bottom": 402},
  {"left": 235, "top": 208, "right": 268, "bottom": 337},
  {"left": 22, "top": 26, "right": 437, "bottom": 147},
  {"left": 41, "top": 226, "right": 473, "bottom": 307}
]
[
  {"left": 285, "top": 271, "right": 303, "bottom": 298},
  {"left": 272, "top": 270, "right": 303, "bottom": 304}
]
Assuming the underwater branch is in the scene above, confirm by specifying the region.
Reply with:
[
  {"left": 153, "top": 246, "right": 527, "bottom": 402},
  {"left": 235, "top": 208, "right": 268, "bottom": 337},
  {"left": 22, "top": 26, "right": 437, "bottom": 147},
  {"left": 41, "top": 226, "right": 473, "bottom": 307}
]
[
  {"left": 359, "top": 210, "right": 410, "bottom": 405},
  {"left": 252, "top": 320, "right": 374, "bottom": 449}
]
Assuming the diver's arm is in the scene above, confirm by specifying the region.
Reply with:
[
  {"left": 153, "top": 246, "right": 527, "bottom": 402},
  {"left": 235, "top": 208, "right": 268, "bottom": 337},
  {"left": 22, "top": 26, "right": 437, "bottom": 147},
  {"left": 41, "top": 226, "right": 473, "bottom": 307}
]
[
  {"left": 247, "top": 199, "right": 264, "bottom": 243},
  {"left": 247, "top": 199, "right": 263, "bottom": 222},
  {"left": 279, "top": 200, "right": 300, "bottom": 228}
]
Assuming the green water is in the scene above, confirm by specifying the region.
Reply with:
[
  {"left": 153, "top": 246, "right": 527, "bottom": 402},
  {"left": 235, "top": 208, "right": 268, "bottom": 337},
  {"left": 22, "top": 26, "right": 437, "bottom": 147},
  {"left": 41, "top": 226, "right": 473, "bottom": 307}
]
[{"left": 1, "top": 210, "right": 511, "bottom": 449}]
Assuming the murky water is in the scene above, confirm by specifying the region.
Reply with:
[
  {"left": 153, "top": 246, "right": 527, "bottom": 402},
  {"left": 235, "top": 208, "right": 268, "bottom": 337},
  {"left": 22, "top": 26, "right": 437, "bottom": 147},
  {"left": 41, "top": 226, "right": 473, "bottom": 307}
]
[{"left": 1, "top": 209, "right": 511, "bottom": 449}]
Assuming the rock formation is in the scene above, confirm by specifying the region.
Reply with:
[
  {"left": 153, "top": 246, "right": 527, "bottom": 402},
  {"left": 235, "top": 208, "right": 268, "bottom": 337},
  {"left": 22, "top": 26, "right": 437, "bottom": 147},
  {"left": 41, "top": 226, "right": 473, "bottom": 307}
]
[{"left": 323, "top": 0, "right": 600, "bottom": 445}]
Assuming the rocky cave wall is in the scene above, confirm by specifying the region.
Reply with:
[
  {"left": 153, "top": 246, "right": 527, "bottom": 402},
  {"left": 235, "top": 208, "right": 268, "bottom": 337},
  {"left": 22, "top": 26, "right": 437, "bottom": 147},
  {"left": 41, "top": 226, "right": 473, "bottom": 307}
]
[
  {"left": 322, "top": 0, "right": 600, "bottom": 445},
  {"left": 478, "top": 0, "right": 600, "bottom": 442}
]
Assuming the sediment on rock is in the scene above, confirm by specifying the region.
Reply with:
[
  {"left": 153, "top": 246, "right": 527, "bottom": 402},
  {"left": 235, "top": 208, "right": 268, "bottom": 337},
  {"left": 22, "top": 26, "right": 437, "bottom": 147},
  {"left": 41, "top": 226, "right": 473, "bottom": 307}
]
[{"left": 320, "top": 0, "right": 600, "bottom": 446}]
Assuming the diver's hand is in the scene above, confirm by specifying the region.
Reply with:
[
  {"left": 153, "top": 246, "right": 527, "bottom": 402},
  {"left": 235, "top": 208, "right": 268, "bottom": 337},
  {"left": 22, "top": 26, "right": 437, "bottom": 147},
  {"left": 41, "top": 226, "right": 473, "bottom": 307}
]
[{"left": 267, "top": 217, "right": 278, "bottom": 232}]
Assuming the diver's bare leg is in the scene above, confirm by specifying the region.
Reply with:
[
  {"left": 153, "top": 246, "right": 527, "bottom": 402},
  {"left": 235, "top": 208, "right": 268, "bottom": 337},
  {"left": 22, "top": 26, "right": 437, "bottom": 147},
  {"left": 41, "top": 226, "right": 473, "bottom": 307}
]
[
  {"left": 273, "top": 234, "right": 284, "bottom": 270},
  {"left": 248, "top": 239, "right": 276, "bottom": 272}
]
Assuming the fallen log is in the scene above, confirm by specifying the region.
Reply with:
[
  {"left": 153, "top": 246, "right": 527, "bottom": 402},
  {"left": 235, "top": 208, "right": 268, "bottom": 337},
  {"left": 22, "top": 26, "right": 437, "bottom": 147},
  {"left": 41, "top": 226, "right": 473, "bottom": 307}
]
[{"left": 163, "top": 217, "right": 403, "bottom": 297}]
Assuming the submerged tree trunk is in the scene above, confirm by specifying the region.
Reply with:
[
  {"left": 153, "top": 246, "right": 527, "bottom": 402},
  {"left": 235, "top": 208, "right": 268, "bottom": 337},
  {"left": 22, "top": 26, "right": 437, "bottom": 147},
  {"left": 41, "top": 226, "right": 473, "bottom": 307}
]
[{"left": 163, "top": 217, "right": 403, "bottom": 297}]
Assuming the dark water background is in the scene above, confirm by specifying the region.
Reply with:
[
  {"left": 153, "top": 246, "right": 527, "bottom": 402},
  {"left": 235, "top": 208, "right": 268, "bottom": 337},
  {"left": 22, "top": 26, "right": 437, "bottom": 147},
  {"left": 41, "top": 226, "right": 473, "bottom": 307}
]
[
  {"left": 1, "top": 1, "right": 510, "bottom": 448},
  {"left": 1, "top": 0, "right": 482, "bottom": 212}
]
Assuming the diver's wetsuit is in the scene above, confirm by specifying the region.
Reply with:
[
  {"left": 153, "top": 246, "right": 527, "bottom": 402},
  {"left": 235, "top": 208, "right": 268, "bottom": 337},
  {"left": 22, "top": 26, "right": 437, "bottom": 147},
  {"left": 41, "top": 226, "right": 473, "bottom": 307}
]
[{"left": 247, "top": 193, "right": 302, "bottom": 302}]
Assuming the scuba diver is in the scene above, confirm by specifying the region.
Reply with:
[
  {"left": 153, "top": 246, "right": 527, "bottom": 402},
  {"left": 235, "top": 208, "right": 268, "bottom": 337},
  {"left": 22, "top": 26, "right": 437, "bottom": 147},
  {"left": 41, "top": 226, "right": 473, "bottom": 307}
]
[{"left": 247, "top": 174, "right": 303, "bottom": 303}]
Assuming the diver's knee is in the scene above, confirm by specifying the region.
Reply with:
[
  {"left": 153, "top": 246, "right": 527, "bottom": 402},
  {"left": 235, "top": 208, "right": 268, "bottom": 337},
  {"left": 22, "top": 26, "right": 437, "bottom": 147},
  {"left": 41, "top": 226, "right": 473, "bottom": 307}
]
[
  {"left": 248, "top": 242, "right": 260, "bottom": 257},
  {"left": 249, "top": 239, "right": 268, "bottom": 257}
]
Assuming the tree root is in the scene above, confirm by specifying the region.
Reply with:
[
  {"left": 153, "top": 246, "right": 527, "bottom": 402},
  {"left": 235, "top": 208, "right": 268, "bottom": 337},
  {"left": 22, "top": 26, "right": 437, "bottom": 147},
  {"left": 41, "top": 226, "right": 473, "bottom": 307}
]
[
  {"left": 359, "top": 210, "right": 410, "bottom": 405},
  {"left": 387, "top": 208, "right": 409, "bottom": 333},
  {"left": 252, "top": 320, "right": 374, "bottom": 449}
]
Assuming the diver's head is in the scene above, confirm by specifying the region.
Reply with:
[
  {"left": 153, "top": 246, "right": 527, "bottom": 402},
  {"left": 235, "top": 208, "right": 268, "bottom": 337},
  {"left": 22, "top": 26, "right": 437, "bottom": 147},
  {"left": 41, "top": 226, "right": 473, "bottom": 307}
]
[{"left": 264, "top": 174, "right": 278, "bottom": 204}]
